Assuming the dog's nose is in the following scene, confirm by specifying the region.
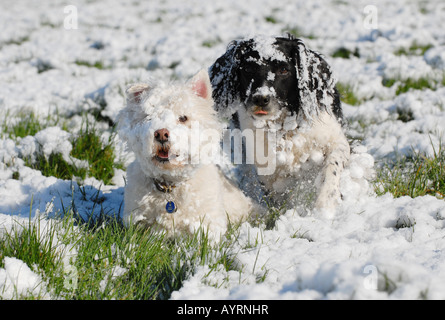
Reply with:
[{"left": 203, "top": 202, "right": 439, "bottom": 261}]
[
  {"left": 253, "top": 94, "right": 270, "bottom": 107},
  {"left": 154, "top": 128, "right": 169, "bottom": 143}
]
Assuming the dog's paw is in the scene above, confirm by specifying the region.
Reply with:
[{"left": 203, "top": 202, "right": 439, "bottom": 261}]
[{"left": 314, "top": 186, "right": 341, "bottom": 218}]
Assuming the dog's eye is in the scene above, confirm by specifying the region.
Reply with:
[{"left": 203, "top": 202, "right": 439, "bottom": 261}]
[
  {"left": 178, "top": 115, "right": 188, "bottom": 123},
  {"left": 277, "top": 67, "right": 289, "bottom": 76}
]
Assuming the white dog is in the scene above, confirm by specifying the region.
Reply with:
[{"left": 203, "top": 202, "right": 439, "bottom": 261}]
[{"left": 117, "top": 70, "right": 254, "bottom": 237}]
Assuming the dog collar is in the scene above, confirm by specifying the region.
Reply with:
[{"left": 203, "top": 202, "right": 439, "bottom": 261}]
[
  {"left": 153, "top": 179, "right": 176, "bottom": 193},
  {"left": 153, "top": 179, "right": 177, "bottom": 214}
]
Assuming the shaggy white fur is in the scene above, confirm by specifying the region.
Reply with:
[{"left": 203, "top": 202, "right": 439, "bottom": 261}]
[{"left": 117, "top": 70, "right": 254, "bottom": 236}]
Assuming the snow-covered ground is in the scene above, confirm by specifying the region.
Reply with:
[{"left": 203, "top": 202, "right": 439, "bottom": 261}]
[{"left": 1, "top": 0, "right": 445, "bottom": 299}]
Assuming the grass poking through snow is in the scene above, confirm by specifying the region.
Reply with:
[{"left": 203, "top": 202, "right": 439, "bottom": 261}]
[
  {"left": 1, "top": 111, "right": 123, "bottom": 185},
  {"left": 336, "top": 82, "right": 361, "bottom": 106},
  {"left": 382, "top": 77, "right": 437, "bottom": 96},
  {"left": 70, "top": 119, "right": 123, "bottom": 185},
  {"left": 0, "top": 207, "right": 241, "bottom": 300},
  {"left": 374, "top": 142, "right": 445, "bottom": 199}
]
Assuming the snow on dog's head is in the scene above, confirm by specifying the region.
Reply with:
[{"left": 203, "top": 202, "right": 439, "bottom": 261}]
[{"left": 118, "top": 70, "right": 222, "bottom": 181}]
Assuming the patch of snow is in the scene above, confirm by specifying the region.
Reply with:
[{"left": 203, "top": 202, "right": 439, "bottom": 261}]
[{"left": 0, "top": 257, "right": 49, "bottom": 299}]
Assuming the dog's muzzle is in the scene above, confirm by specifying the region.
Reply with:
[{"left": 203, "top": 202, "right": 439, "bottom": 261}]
[
  {"left": 252, "top": 94, "right": 271, "bottom": 116},
  {"left": 154, "top": 128, "right": 171, "bottom": 162},
  {"left": 155, "top": 144, "right": 170, "bottom": 162}
]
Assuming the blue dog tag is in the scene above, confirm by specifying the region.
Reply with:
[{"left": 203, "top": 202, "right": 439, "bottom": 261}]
[{"left": 166, "top": 201, "right": 176, "bottom": 214}]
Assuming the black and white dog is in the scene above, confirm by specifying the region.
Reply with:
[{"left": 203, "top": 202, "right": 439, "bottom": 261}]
[{"left": 209, "top": 35, "right": 350, "bottom": 216}]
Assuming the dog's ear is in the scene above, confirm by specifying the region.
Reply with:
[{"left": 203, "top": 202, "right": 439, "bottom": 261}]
[
  {"left": 208, "top": 40, "right": 244, "bottom": 114},
  {"left": 291, "top": 39, "right": 339, "bottom": 122},
  {"left": 126, "top": 83, "right": 150, "bottom": 104},
  {"left": 189, "top": 69, "right": 212, "bottom": 101}
]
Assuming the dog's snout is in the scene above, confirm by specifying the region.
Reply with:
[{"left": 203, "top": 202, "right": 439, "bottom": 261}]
[
  {"left": 154, "top": 128, "right": 169, "bottom": 143},
  {"left": 253, "top": 94, "right": 270, "bottom": 107}
]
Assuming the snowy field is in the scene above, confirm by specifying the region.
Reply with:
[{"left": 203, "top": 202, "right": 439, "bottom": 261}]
[{"left": 1, "top": 0, "right": 445, "bottom": 299}]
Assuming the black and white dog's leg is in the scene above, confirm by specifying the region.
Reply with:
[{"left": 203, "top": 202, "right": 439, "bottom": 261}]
[{"left": 314, "top": 129, "right": 350, "bottom": 216}]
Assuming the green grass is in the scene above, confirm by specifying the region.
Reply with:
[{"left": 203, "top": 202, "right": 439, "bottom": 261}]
[
  {"left": 0, "top": 201, "right": 79, "bottom": 299},
  {"left": 265, "top": 15, "right": 278, "bottom": 24},
  {"left": 382, "top": 77, "right": 436, "bottom": 96},
  {"left": 1, "top": 36, "right": 30, "bottom": 47},
  {"left": 332, "top": 47, "right": 360, "bottom": 59},
  {"left": 336, "top": 82, "right": 361, "bottom": 106},
  {"left": 0, "top": 208, "right": 241, "bottom": 300},
  {"left": 2, "top": 111, "right": 123, "bottom": 184},
  {"left": 2, "top": 110, "right": 66, "bottom": 140},
  {"left": 25, "top": 152, "right": 87, "bottom": 181},
  {"left": 374, "top": 142, "right": 445, "bottom": 199},
  {"left": 202, "top": 38, "right": 221, "bottom": 48},
  {"left": 396, "top": 107, "right": 414, "bottom": 123},
  {"left": 4, "top": 111, "right": 44, "bottom": 138},
  {"left": 74, "top": 60, "right": 108, "bottom": 70},
  {"left": 258, "top": 198, "right": 288, "bottom": 230},
  {"left": 70, "top": 119, "right": 122, "bottom": 185},
  {"left": 394, "top": 43, "right": 433, "bottom": 56}
]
